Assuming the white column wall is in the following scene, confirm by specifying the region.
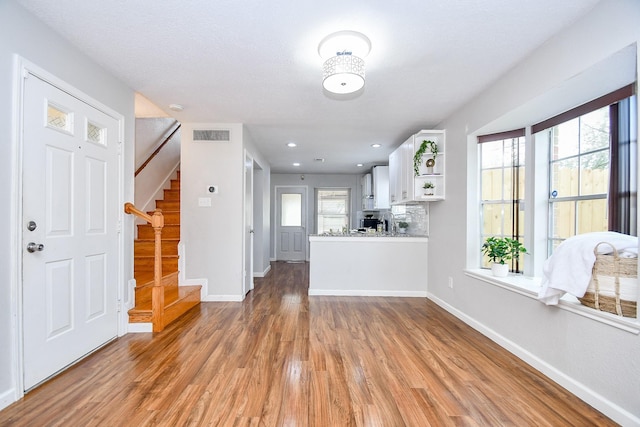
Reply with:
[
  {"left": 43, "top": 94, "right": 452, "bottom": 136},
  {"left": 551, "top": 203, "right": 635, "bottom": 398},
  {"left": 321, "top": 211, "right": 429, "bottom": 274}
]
[{"left": 180, "top": 123, "right": 244, "bottom": 300}]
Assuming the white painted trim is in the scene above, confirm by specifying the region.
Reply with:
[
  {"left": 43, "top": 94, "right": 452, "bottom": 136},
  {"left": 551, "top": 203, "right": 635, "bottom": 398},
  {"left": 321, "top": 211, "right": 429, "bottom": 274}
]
[
  {"left": 254, "top": 263, "right": 271, "bottom": 278},
  {"left": 309, "top": 290, "right": 428, "bottom": 297},
  {"left": 201, "top": 295, "right": 244, "bottom": 302},
  {"left": 0, "top": 388, "right": 18, "bottom": 412},
  {"left": 9, "top": 54, "right": 26, "bottom": 406},
  {"left": 243, "top": 150, "right": 254, "bottom": 295},
  {"left": 10, "top": 56, "right": 127, "bottom": 404},
  {"left": 127, "top": 323, "right": 152, "bottom": 333},
  {"left": 427, "top": 292, "right": 640, "bottom": 427}
]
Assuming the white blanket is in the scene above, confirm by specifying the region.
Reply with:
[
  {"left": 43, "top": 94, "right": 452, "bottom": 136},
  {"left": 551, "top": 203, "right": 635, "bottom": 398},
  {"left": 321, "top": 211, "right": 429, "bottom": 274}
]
[{"left": 538, "top": 232, "right": 638, "bottom": 305}]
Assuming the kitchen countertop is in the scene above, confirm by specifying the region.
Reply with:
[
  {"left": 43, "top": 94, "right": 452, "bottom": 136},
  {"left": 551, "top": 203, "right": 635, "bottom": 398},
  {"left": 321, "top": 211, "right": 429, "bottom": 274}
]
[{"left": 309, "top": 233, "right": 428, "bottom": 242}]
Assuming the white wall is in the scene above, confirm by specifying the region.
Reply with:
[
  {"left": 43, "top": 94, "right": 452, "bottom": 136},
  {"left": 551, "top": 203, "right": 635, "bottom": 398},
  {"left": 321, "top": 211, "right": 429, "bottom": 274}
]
[
  {"left": 270, "top": 173, "right": 362, "bottom": 260},
  {"left": 430, "top": 0, "right": 640, "bottom": 424},
  {"left": 180, "top": 123, "right": 271, "bottom": 299},
  {"left": 180, "top": 123, "right": 244, "bottom": 300},
  {"left": 134, "top": 118, "right": 181, "bottom": 212},
  {"left": 0, "top": 0, "right": 135, "bottom": 409}
]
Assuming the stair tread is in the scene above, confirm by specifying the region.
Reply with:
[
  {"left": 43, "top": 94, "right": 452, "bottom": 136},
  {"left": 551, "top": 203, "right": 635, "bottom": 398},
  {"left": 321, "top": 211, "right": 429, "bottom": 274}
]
[{"left": 135, "top": 270, "right": 178, "bottom": 287}]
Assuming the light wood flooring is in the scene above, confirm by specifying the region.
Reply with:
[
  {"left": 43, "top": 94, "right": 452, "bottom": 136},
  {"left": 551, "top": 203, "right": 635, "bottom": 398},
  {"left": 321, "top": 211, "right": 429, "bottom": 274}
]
[{"left": 0, "top": 261, "right": 615, "bottom": 426}]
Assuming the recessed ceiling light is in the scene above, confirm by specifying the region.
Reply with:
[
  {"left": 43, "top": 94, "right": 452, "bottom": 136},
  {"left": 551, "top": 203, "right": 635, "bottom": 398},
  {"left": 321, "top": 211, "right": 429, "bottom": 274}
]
[
  {"left": 356, "top": 163, "right": 364, "bottom": 167},
  {"left": 371, "top": 143, "right": 381, "bottom": 148},
  {"left": 293, "top": 162, "right": 301, "bottom": 167},
  {"left": 286, "top": 142, "right": 297, "bottom": 148},
  {"left": 168, "top": 104, "right": 184, "bottom": 112}
]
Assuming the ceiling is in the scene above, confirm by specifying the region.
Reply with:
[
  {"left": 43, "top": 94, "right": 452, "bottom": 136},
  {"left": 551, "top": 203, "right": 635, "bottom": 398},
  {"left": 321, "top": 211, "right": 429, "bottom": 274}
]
[{"left": 15, "top": 0, "right": 601, "bottom": 174}]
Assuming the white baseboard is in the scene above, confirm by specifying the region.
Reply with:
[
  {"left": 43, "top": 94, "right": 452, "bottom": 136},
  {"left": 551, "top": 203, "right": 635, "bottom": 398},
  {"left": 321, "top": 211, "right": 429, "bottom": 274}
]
[
  {"left": 0, "top": 388, "right": 17, "bottom": 411},
  {"left": 427, "top": 293, "right": 640, "bottom": 427},
  {"left": 127, "top": 323, "right": 152, "bottom": 333},
  {"left": 201, "top": 295, "right": 244, "bottom": 302},
  {"left": 309, "top": 289, "right": 427, "bottom": 297},
  {"left": 253, "top": 264, "right": 271, "bottom": 278}
]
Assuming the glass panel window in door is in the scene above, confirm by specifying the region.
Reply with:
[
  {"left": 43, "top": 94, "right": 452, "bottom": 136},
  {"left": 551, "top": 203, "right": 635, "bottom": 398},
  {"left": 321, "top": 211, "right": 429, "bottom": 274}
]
[{"left": 281, "top": 193, "right": 302, "bottom": 226}]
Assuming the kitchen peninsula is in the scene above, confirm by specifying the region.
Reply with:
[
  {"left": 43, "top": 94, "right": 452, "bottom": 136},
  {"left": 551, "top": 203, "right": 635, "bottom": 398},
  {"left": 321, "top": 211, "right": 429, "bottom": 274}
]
[{"left": 309, "top": 233, "right": 428, "bottom": 296}]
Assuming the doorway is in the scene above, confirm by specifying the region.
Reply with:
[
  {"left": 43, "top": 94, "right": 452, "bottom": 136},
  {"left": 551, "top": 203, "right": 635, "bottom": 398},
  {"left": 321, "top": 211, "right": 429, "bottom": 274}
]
[
  {"left": 19, "top": 67, "right": 121, "bottom": 391},
  {"left": 243, "top": 151, "right": 254, "bottom": 296},
  {"left": 275, "top": 186, "right": 307, "bottom": 261}
]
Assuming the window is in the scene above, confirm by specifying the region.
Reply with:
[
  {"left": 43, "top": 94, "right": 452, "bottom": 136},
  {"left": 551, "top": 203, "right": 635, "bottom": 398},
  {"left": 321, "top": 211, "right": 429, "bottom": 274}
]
[
  {"left": 281, "top": 193, "right": 302, "bottom": 227},
  {"left": 547, "top": 107, "right": 610, "bottom": 251},
  {"left": 533, "top": 85, "right": 637, "bottom": 253},
  {"left": 479, "top": 130, "right": 526, "bottom": 272},
  {"left": 478, "top": 85, "right": 637, "bottom": 273},
  {"left": 316, "top": 188, "right": 350, "bottom": 233}
]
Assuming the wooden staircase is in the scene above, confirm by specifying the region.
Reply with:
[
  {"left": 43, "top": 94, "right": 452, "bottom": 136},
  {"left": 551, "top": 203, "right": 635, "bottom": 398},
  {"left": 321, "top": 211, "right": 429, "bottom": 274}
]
[{"left": 128, "top": 171, "right": 201, "bottom": 331}]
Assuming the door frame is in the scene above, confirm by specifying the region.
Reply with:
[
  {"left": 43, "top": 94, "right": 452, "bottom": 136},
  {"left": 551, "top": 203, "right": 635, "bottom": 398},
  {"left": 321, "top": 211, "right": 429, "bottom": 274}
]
[
  {"left": 273, "top": 185, "right": 309, "bottom": 261},
  {"left": 242, "top": 150, "right": 254, "bottom": 296},
  {"left": 9, "top": 56, "right": 126, "bottom": 398}
]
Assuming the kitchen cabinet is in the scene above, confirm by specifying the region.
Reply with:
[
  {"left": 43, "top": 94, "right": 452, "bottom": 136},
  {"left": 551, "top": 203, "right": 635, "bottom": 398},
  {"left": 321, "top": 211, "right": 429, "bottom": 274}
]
[
  {"left": 389, "top": 129, "right": 445, "bottom": 204},
  {"left": 389, "top": 149, "right": 399, "bottom": 204},
  {"left": 361, "top": 173, "right": 373, "bottom": 210},
  {"left": 372, "top": 165, "right": 390, "bottom": 209}
]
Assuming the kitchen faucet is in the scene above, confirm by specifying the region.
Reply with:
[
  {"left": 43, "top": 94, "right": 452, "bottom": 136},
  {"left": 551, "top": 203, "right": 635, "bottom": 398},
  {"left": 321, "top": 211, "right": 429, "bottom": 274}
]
[{"left": 386, "top": 211, "right": 396, "bottom": 234}]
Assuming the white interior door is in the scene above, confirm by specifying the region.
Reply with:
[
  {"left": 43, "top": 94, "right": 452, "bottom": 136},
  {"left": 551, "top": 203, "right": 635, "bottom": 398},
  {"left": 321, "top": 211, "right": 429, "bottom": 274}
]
[
  {"left": 22, "top": 73, "right": 119, "bottom": 390},
  {"left": 276, "top": 186, "right": 306, "bottom": 261},
  {"left": 243, "top": 152, "right": 254, "bottom": 295}
]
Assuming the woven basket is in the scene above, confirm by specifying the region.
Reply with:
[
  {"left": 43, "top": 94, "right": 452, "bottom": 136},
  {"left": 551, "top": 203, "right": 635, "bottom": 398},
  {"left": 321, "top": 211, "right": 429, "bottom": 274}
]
[{"left": 578, "top": 242, "right": 637, "bottom": 317}]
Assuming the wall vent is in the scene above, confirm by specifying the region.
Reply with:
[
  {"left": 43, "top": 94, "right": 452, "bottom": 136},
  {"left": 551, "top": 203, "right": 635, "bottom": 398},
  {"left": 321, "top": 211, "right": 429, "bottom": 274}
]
[{"left": 193, "top": 129, "right": 231, "bottom": 142}]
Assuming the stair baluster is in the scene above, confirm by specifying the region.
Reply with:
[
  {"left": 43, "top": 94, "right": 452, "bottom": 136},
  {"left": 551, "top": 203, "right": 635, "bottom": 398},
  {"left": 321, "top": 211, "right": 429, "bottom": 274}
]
[{"left": 124, "top": 202, "right": 166, "bottom": 332}]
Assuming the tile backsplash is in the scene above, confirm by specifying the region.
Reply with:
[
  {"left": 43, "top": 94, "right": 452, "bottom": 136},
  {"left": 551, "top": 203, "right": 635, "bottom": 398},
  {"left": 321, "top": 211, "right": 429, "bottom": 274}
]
[{"left": 392, "top": 204, "right": 429, "bottom": 236}]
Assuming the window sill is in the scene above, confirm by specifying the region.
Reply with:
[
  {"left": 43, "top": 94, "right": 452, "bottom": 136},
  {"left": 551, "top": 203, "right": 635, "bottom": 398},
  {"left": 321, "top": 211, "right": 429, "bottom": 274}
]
[{"left": 464, "top": 269, "right": 640, "bottom": 334}]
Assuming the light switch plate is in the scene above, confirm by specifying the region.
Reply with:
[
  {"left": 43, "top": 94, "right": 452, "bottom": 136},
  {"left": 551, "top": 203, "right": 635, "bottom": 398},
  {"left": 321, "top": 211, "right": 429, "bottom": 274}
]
[{"left": 198, "top": 197, "right": 212, "bottom": 207}]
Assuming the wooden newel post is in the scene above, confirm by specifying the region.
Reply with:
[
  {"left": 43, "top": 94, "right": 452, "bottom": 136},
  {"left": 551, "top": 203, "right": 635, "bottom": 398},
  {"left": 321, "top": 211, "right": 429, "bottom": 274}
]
[{"left": 151, "top": 209, "right": 164, "bottom": 332}]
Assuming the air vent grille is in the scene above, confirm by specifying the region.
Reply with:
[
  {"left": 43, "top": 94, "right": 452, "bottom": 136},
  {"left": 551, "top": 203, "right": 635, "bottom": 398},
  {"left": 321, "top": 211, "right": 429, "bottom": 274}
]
[{"left": 193, "top": 129, "right": 231, "bottom": 142}]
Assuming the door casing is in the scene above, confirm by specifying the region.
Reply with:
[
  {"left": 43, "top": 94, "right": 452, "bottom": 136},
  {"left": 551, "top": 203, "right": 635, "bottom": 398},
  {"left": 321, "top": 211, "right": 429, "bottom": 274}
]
[{"left": 9, "top": 56, "right": 126, "bottom": 399}]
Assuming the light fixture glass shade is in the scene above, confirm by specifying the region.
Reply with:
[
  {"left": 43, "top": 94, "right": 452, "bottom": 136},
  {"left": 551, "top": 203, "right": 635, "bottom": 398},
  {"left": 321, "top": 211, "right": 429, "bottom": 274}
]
[
  {"left": 318, "top": 30, "right": 371, "bottom": 59},
  {"left": 322, "top": 54, "right": 365, "bottom": 94}
]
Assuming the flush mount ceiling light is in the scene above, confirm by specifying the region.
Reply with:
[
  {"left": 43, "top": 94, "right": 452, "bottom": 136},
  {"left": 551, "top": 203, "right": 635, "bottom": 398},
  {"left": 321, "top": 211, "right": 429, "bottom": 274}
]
[{"left": 318, "top": 30, "right": 371, "bottom": 94}]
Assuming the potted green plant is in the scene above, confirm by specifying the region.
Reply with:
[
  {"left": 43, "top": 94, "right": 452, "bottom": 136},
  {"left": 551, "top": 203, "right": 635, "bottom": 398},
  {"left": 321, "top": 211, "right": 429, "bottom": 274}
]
[
  {"left": 422, "top": 181, "right": 435, "bottom": 196},
  {"left": 397, "top": 221, "right": 409, "bottom": 233},
  {"left": 481, "top": 236, "right": 527, "bottom": 277},
  {"left": 413, "top": 139, "right": 438, "bottom": 176}
]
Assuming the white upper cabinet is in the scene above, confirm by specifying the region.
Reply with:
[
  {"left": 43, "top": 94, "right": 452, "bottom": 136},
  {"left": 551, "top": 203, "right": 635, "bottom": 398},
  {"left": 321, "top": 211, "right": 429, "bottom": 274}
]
[
  {"left": 372, "top": 165, "right": 390, "bottom": 209},
  {"left": 389, "top": 129, "right": 445, "bottom": 204}
]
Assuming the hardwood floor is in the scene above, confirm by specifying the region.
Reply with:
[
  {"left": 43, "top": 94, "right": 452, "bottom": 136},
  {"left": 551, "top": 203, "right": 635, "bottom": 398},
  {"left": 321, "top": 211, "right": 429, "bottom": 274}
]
[{"left": 0, "top": 261, "right": 615, "bottom": 426}]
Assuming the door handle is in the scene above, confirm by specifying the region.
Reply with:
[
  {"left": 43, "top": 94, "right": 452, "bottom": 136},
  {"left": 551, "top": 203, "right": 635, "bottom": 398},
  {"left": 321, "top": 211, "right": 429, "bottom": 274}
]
[{"left": 27, "top": 242, "right": 44, "bottom": 253}]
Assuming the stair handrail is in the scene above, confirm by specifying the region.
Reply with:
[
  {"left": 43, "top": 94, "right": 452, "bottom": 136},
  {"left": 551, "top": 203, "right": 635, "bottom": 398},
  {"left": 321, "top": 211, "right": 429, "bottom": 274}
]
[
  {"left": 135, "top": 121, "right": 181, "bottom": 177},
  {"left": 124, "top": 202, "right": 165, "bottom": 332}
]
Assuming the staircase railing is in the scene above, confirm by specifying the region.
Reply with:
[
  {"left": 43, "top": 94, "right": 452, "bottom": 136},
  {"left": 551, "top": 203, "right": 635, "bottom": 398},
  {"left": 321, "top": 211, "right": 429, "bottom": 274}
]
[
  {"left": 135, "top": 121, "right": 181, "bottom": 177},
  {"left": 124, "top": 202, "right": 165, "bottom": 332}
]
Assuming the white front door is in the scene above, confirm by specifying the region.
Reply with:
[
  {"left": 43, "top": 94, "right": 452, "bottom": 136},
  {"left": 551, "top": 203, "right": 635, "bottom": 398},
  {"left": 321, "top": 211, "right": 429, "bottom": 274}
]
[
  {"left": 22, "top": 73, "right": 119, "bottom": 390},
  {"left": 276, "top": 186, "right": 306, "bottom": 261}
]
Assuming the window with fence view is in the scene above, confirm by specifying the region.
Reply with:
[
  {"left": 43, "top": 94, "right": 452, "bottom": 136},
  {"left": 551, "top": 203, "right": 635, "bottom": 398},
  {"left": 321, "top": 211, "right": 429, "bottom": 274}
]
[
  {"left": 316, "top": 188, "right": 350, "bottom": 234},
  {"left": 479, "top": 86, "right": 636, "bottom": 275}
]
